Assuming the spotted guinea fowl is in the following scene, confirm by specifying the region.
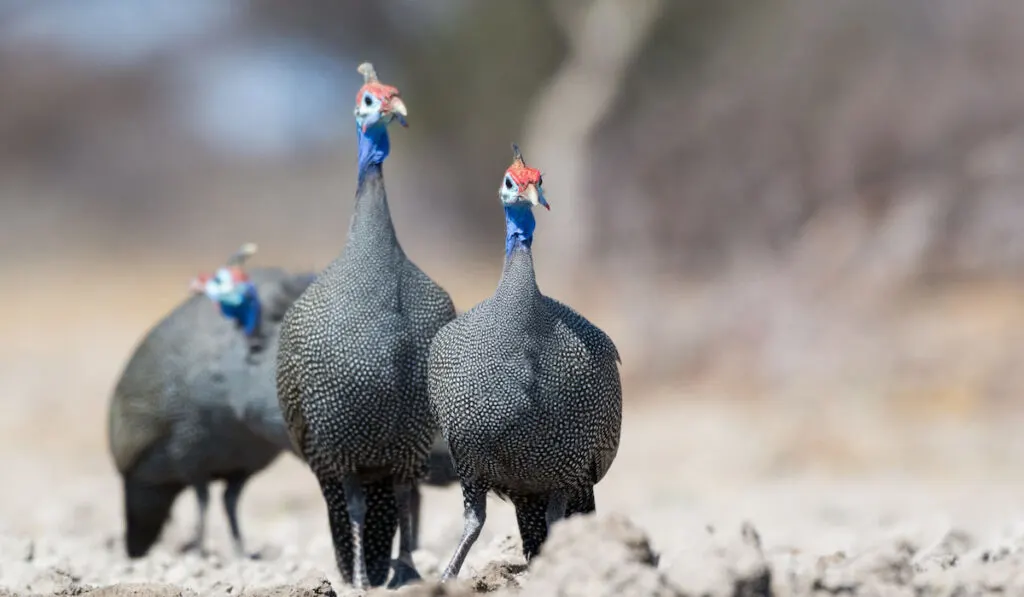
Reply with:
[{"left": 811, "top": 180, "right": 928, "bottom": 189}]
[
  {"left": 428, "top": 145, "right": 623, "bottom": 580},
  {"left": 276, "top": 62, "right": 456, "bottom": 590},
  {"left": 107, "top": 244, "right": 315, "bottom": 559}
]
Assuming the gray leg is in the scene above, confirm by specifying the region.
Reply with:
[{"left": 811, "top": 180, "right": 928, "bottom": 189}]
[
  {"left": 546, "top": 490, "right": 568, "bottom": 530},
  {"left": 223, "top": 473, "right": 250, "bottom": 558},
  {"left": 180, "top": 482, "right": 209, "bottom": 554},
  {"left": 341, "top": 477, "right": 370, "bottom": 590},
  {"left": 387, "top": 482, "right": 422, "bottom": 588},
  {"left": 440, "top": 482, "right": 487, "bottom": 581},
  {"left": 409, "top": 483, "right": 421, "bottom": 551}
]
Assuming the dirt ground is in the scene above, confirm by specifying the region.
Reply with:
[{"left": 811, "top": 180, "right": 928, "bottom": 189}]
[{"left": 4, "top": 265, "right": 1024, "bottom": 596}]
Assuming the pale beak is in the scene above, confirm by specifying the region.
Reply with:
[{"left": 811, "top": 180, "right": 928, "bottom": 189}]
[
  {"left": 522, "top": 184, "right": 550, "bottom": 210},
  {"left": 389, "top": 97, "right": 408, "bottom": 127}
]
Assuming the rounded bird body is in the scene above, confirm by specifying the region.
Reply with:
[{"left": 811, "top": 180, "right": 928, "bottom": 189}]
[
  {"left": 108, "top": 266, "right": 314, "bottom": 558},
  {"left": 280, "top": 244, "right": 451, "bottom": 480},
  {"left": 429, "top": 294, "right": 620, "bottom": 495},
  {"left": 429, "top": 145, "right": 622, "bottom": 580}
]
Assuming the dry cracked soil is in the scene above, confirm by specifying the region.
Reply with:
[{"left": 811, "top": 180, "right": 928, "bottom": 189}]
[
  {"left": 6, "top": 392, "right": 1024, "bottom": 597},
  {"left": 5, "top": 273, "right": 1024, "bottom": 596}
]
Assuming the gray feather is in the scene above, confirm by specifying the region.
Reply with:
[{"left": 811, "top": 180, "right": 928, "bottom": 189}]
[{"left": 107, "top": 267, "right": 313, "bottom": 557}]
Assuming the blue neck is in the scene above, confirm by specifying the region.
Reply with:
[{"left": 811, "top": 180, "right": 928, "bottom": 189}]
[
  {"left": 504, "top": 205, "right": 536, "bottom": 255},
  {"left": 218, "top": 283, "right": 262, "bottom": 338},
  {"left": 357, "top": 123, "right": 390, "bottom": 177}
]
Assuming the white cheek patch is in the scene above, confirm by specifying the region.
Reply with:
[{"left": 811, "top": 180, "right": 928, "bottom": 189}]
[
  {"left": 355, "top": 94, "right": 381, "bottom": 121},
  {"left": 356, "top": 105, "right": 377, "bottom": 121},
  {"left": 204, "top": 278, "right": 221, "bottom": 300},
  {"left": 205, "top": 267, "right": 239, "bottom": 300},
  {"left": 500, "top": 183, "right": 521, "bottom": 205}
]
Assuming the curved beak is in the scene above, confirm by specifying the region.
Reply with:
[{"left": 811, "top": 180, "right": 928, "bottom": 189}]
[
  {"left": 521, "top": 184, "right": 550, "bottom": 210},
  {"left": 388, "top": 97, "right": 408, "bottom": 127}
]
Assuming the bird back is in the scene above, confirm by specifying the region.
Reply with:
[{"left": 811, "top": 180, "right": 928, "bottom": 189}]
[{"left": 108, "top": 267, "right": 314, "bottom": 474}]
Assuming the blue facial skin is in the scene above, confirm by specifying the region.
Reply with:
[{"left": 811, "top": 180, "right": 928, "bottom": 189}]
[
  {"left": 504, "top": 204, "right": 537, "bottom": 255},
  {"left": 216, "top": 282, "right": 262, "bottom": 338},
  {"left": 356, "top": 112, "right": 391, "bottom": 176}
]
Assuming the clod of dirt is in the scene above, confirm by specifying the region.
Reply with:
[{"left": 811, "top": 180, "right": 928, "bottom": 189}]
[
  {"left": 811, "top": 539, "right": 916, "bottom": 594},
  {"left": 472, "top": 560, "right": 528, "bottom": 593},
  {"left": 366, "top": 579, "right": 478, "bottom": 597},
  {"left": 662, "top": 521, "right": 771, "bottom": 597},
  {"left": 912, "top": 552, "right": 1024, "bottom": 597},
  {"left": 525, "top": 512, "right": 683, "bottom": 597},
  {"left": 913, "top": 529, "right": 974, "bottom": 572},
  {"left": 976, "top": 524, "right": 1024, "bottom": 565},
  {"left": 80, "top": 584, "right": 199, "bottom": 597},
  {"left": 9, "top": 567, "right": 89, "bottom": 596},
  {"left": 241, "top": 573, "right": 336, "bottom": 597},
  {"left": 462, "top": 534, "right": 523, "bottom": 580}
]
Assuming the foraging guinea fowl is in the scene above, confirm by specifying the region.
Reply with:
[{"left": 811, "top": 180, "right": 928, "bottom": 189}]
[
  {"left": 276, "top": 62, "right": 456, "bottom": 589},
  {"left": 107, "top": 244, "right": 315, "bottom": 558},
  {"left": 428, "top": 145, "right": 623, "bottom": 579}
]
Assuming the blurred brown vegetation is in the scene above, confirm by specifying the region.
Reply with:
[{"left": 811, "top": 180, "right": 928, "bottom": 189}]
[{"left": 3, "top": 0, "right": 1024, "bottom": 416}]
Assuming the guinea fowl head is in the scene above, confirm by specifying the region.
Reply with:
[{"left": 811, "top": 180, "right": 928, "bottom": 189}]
[
  {"left": 499, "top": 144, "right": 549, "bottom": 211},
  {"left": 189, "top": 243, "right": 262, "bottom": 337},
  {"left": 353, "top": 62, "right": 407, "bottom": 133},
  {"left": 352, "top": 62, "right": 407, "bottom": 173},
  {"left": 500, "top": 144, "right": 549, "bottom": 254}
]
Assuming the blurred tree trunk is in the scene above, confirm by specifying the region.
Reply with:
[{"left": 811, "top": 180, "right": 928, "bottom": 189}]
[{"left": 521, "top": 0, "right": 665, "bottom": 295}]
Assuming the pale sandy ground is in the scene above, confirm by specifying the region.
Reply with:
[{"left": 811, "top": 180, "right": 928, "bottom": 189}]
[
  {"left": 6, "top": 389, "right": 1024, "bottom": 597},
  {"left": 5, "top": 266, "right": 1024, "bottom": 595}
]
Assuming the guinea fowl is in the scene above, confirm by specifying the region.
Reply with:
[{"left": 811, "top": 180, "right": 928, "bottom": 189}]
[
  {"left": 107, "top": 244, "right": 315, "bottom": 558},
  {"left": 427, "top": 145, "right": 623, "bottom": 580},
  {"left": 276, "top": 63, "right": 456, "bottom": 589}
]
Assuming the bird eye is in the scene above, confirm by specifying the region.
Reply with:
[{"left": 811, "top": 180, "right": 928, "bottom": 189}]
[
  {"left": 364, "top": 94, "right": 374, "bottom": 107},
  {"left": 504, "top": 176, "right": 514, "bottom": 190}
]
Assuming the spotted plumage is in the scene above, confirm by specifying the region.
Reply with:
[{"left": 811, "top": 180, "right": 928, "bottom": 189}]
[
  {"left": 276, "top": 63, "right": 455, "bottom": 590},
  {"left": 428, "top": 145, "right": 622, "bottom": 579},
  {"left": 108, "top": 256, "right": 315, "bottom": 559}
]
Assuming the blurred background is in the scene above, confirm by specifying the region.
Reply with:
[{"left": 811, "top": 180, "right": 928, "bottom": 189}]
[{"left": 5, "top": 0, "right": 1024, "bottom": 490}]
